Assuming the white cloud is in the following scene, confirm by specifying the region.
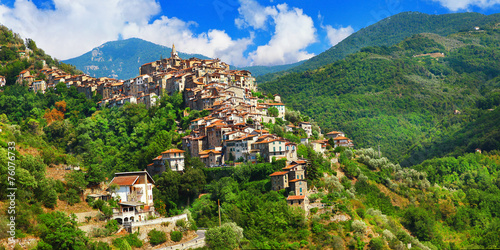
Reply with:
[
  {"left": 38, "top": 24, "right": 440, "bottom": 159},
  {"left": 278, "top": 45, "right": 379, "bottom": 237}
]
[
  {"left": 0, "top": 0, "right": 253, "bottom": 66},
  {"left": 234, "top": 0, "right": 277, "bottom": 30},
  {"left": 432, "top": 0, "right": 500, "bottom": 11},
  {"left": 0, "top": 0, "right": 161, "bottom": 60},
  {"left": 0, "top": 0, "right": 317, "bottom": 68},
  {"left": 247, "top": 3, "right": 317, "bottom": 66},
  {"left": 324, "top": 25, "right": 354, "bottom": 46},
  {"left": 122, "top": 17, "right": 253, "bottom": 66}
]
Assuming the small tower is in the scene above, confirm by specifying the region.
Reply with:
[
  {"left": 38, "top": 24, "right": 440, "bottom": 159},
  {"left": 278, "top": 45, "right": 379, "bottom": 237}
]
[{"left": 171, "top": 43, "right": 179, "bottom": 59}]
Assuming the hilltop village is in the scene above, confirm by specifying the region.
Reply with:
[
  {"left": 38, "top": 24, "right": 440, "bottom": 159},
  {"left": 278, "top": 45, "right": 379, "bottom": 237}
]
[{"left": 16, "top": 44, "right": 355, "bottom": 208}]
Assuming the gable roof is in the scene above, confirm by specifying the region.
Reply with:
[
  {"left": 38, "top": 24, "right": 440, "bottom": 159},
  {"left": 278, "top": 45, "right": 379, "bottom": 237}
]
[
  {"left": 110, "top": 175, "right": 139, "bottom": 186},
  {"left": 269, "top": 171, "right": 289, "bottom": 177},
  {"left": 287, "top": 195, "right": 306, "bottom": 200},
  {"left": 161, "top": 148, "right": 185, "bottom": 154},
  {"left": 110, "top": 171, "right": 155, "bottom": 186}
]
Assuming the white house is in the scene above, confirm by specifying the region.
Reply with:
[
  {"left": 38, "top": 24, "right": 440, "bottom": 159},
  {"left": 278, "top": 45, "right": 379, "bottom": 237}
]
[
  {"left": 161, "top": 148, "right": 186, "bottom": 171},
  {"left": 109, "top": 171, "right": 156, "bottom": 224}
]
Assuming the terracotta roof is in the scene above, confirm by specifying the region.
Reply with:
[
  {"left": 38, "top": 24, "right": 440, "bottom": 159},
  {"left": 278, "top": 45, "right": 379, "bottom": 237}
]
[
  {"left": 333, "top": 136, "right": 349, "bottom": 140},
  {"left": 289, "top": 179, "right": 304, "bottom": 183},
  {"left": 327, "top": 131, "right": 342, "bottom": 135},
  {"left": 293, "top": 160, "right": 307, "bottom": 164},
  {"left": 153, "top": 155, "right": 162, "bottom": 160},
  {"left": 283, "top": 164, "right": 297, "bottom": 170},
  {"left": 287, "top": 195, "right": 306, "bottom": 200},
  {"left": 269, "top": 171, "right": 289, "bottom": 177},
  {"left": 110, "top": 176, "right": 139, "bottom": 186},
  {"left": 161, "top": 148, "right": 185, "bottom": 154},
  {"left": 199, "top": 149, "right": 222, "bottom": 155}
]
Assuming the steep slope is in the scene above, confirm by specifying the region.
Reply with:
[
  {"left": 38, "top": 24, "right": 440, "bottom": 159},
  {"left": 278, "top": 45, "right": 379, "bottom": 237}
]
[
  {"left": 62, "top": 38, "right": 210, "bottom": 80},
  {"left": 257, "top": 11, "right": 500, "bottom": 83},
  {"left": 259, "top": 25, "right": 500, "bottom": 165}
]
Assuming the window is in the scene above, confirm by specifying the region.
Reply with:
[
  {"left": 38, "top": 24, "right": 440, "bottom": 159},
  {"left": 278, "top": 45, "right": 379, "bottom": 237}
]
[
  {"left": 300, "top": 188, "right": 302, "bottom": 193},
  {"left": 297, "top": 175, "right": 299, "bottom": 179},
  {"left": 279, "top": 146, "right": 281, "bottom": 152}
]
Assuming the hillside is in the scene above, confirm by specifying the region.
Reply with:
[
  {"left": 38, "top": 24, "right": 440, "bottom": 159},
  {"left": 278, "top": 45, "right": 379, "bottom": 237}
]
[
  {"left": 0, "top": 26, "right": 81, "bottom": 86},
  {"left": 259, "top": 25, "right": 500, "bottom": 165},
  {"left": 62, "top": 38, "right": 210, "bottom": 80},
  {"left": 237, "top": 60, "right": 305, "bottom": 76},
  {"left": 257, "top": 11, "right": 500, "bottom": 83},
  {"left": 2, "top": 20, "right": 500, "bottom": 250}
]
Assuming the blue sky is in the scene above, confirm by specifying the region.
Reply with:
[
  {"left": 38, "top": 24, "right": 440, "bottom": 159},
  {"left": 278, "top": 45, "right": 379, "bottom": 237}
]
[{"left": 0, "top": 0, "right": 500, "bottom": 66}]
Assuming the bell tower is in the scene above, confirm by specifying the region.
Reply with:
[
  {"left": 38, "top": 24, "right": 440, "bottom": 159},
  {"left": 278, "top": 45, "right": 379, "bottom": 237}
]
[{"left": 171, "top": 43, "right": 179, "bottom": 59}]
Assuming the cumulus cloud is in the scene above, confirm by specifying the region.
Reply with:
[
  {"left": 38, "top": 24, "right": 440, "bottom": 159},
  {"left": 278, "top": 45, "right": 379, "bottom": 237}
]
[
  {"left": 0, "top": 0, "right": 318, "bottom": 67},
  {"left": 234, "top": 0, "right": 277, "bottom": 29},
  {"left": 242, "top": 3, "right": 317, "bottom": 66},
  {"left": 324, "top": 25, "right": 354, "bottom": 46},
  {"left": 122, "top": 17, "right": 253, "bottom": 66},
  {"left": 0, "top": 0, "right": 253, "bottom": 66},
  {"left": 432, "top": 0, "right": 500, "bottom": 11},
  {"left": 0, "top": 0, "right": 160, "bottom": 60}
]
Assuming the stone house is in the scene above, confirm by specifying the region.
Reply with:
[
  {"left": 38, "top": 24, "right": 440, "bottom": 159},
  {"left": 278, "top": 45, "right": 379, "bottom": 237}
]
[
  {"left": 269, "top": 171, "right": 289, "bottom": 191},
  {"left": 326, "top": 131, "right": 345, "bottom": 139}
]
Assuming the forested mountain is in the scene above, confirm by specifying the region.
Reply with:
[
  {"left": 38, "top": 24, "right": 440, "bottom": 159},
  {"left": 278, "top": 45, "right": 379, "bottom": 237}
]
[
  {"left": 257, "top": 11, "right": 500, "bottom": 83},
  {"left": 62, "top": 38, "right": 210, "bottom": 80},
  {"left": 259, "top": 24, "right": 500, "bottom": 165},
  {"left": 237, "top": 60, "right": 304, "bottom": 76},
  {"left": 2, "top": 21, "right": 500, "bottom": 250}
]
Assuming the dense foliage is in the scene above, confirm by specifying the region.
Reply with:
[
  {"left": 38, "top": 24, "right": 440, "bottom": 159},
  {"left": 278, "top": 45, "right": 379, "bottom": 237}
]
[{"left": 260, "top": 26, "right": 500, "bottom": 165}]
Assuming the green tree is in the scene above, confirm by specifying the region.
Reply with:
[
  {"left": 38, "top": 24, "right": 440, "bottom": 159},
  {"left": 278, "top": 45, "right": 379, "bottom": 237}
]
[
  {"left": 170, "top": 231, "right": 182, "bottom": 242},
  {"left": 148, "top": 229, "right": 167, "bottom": 245},
  {"left": 205, "top": 222, "right": 244, "bottom": 250},
  {"left": 268, "top": 107, "right": 279, "bottom": 117},
  {"left": 37, "top": 212, "right": 88, "bottom": 249}
]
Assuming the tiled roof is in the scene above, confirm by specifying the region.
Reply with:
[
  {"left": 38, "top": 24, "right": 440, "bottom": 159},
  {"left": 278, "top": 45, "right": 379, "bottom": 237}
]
[
  {"left": 283, "top": 164, "right": 297, "bottom": 170},
  {"left": 289, "top": 179, "right": 303, "bottom": 183},
  {"left": 161, "top": 148, "right": 185, "bottom": 154},
  {"left": 327, "top": 131, "right": 342, "bottom": 135},
  {"left": 110, "top": 176, "right": 139, "bottom": 186},
  {"left": 269, "top": 171, "right": 289, "bottom": 177},
  {"left": 287, "top": 195, "right": 306, "bottom": 200},
  {"left": 333, "top": 136, "right": 349, "bottom": 140}
]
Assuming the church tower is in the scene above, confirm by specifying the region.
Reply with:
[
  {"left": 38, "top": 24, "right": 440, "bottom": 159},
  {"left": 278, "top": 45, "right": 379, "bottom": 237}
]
[{"left": 171, "top": 43, "right": 179, "bottom": 59}]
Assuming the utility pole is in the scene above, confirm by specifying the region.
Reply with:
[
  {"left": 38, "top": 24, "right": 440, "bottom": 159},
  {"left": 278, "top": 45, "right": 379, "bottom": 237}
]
[{"left": 218, "top": 199, "right": 221, "bottom": 227}]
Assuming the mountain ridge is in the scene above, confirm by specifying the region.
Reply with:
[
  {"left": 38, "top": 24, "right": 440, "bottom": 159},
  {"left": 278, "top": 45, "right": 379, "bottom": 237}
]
[
  {"left": 62, "top": 37, "right": 211, "bottom": 80},
  {"left": 257, "top": 11, "right": 500, "bottom": 83}
]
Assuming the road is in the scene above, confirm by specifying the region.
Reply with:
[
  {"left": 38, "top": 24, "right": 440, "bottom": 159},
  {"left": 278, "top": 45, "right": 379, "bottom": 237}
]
[{"left": 159, "top": 230, "right": 206, "bottom": 250}]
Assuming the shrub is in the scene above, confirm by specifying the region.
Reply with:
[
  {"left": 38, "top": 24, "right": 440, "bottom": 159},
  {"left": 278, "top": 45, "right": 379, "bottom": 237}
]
[
  {"left": 369, "top": 237, "right": 385, "bottom": 250},
  {"left": 170, "top": 231, "right": 182, "bottom": 242},
  {"left": 105, "top": 220, "right": 119, "bottom": 233},
  {"left": 310, "top": 207, "right": 319, "bottom": 214},
  {"left": 148, "top": 229, "right": 167, "bottom": 246},
  {"left": 356, "top": 208, "right": 365, "bottom": 219},
  {"left": 352, "top": 220, "right": 367, "bottom": 234},
  {"left": 113, "top": 233, "right": 142, "bottom": 248}
]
